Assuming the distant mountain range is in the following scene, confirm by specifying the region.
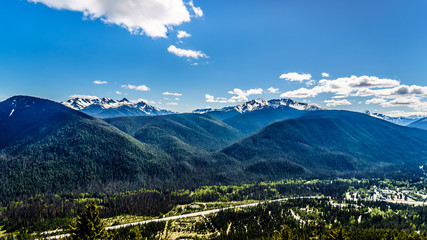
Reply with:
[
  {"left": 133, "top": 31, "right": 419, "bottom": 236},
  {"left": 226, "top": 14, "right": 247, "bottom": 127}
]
[
  {"left": 62, "top": 97, "right": 173, "bottom": 118},
  {"left": 1, "top": 95, "right": 427, "bottom": 198},
  {"left": 61, "top": 96, "right": 424, "bottom": 128},
  {"left": 194, "top": 99, "right": 325, "bottom": 134},
  {"left": 193, "top": 98, "right": 324, "bottom": 115},
  {"left": 409, "top": 117, "right": 427, "bottom": 130},
  {"left": 364, "top": 110, "right": 426, "bottom": 126}
]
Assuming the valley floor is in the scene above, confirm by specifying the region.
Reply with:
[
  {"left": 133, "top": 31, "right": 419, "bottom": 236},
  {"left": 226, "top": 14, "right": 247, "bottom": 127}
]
[{"left": 2, "top": 177, "right": 427, "bottom": 239}]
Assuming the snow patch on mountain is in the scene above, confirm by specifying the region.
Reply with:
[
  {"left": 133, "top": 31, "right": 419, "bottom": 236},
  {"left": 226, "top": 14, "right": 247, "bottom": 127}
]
[
  {"left": 364, "top": 110, "right": 426, "bottom": 126},
  {"left": 193, "top": 98, "right": 325, "bottom": 114},
  {"left": 62, "top": 97, "right": 173, "bottom": 118}
]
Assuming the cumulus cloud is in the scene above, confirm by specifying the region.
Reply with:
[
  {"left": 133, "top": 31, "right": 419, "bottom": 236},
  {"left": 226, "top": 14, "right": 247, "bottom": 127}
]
[
  {"left": 163, "top": 92, "right": 182, "bottom": 96},
  {"left": 366, "top": 97, "right": 427, "bottom": 111},
  {"left": 324, "top": 99, "right": 352, "bottom": 107},
  {"left": 279, "top": 72, "right": 427, "bottom": 113},
  {"left": 281, "top": 75, "right": 400, "bottom": 98},
  {"left": 166, "top": 102, "right": 178, "bottom": 106},
  {"left": 384, "top": 110, "right": 427, "bottom": 118},
  {"left": 29, "top": 0, "right": 203, "bottom": 38},
  {"left": 305, "top": 80, "right": 316, "bottom": 86},
  {"left": 188, "top": 0, "right": 203, "bottom": 18},
  {"left": 177, "top": 30, "right": 191, "bottom": 39},
  {"left": 366, "top": 96, "right": 427, "bottom": 112},
  {"left": 280, "top": 72, "right": 312, "bottom": 82},
  {"left": 115, "top": 91, "right": 123, "bottom": 95},
  {"left": 321, "top": 72, "right": 330, "bottom": 78},
  {"left": 267, "top": 87, "right": 279, "bottom": 93},
  {"left": 121, "top": 84, "right": 150, "bottom": 91},
  {"left": 280, "top": 87, "right": 323, "bottom": 98},
  {"left": 365, "top": 98, "right": 387, "bottom": 105},
  {"left": 167, "top": 45, "right": 208, "bottom": 59},
  {"left": 205, "top": 94, "right": 228, "bottom": 103},
  {"left": 228, "top": 88, "right": 263, "bottom": 103},
  {"left": 70, "top": 94, "right": 98, "bottom": 99},
  {"left": 356, "top": 85, "right": 427, "bottom": 98},
  {"left": 93, "top": 80, "right": 107, "bottom": 84}
]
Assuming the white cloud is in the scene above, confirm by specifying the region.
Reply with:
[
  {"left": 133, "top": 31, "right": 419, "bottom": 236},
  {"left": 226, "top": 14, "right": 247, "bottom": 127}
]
[
  {"left": 267, "top": 87, "right": 279, "bottom": 93},
  {"left": 131, "top": 98, "right": 157, "bottom": 105},
  {"left": 175, "top": 97, "right": 180, "bottom": 100},
  {"left": 365, "top": 98, "right": 387, "bottom": 105},
  {"left": 177, "top": 30, "right": 191, "bottom": 39},
  {"left": 280, "top": 72, "right": 312, "bottom": 82},
  {"left": 29, "top": 0, "right": 202, "bottom": 38},
  {"left": 188, "top": 0, "right": 203, "bottom": 18},
  {"left": 324, "top": 99, "right": 352, "bottom": 107},
  {"left": 280, "top": 86, "right": 323, "bottom": 98},
  {"left": 70, "top": 94, "right": 98, "bottom": 99},
  {"left": 228, "top": 88, "right": 263, "bottom": 103},
  {"left": 384, "top": 110, "right": 427, "bottom": 118},
  {"left": 163, "top": 92, "right": 182, "bottom": 96},
  {"left": 281, "top": 75, "right": 400, "bottom": 98},
  {"left": 166, "top": 102, "right": 178, "bottom": 105},
  {"left": 305, "top": 80, "right": 316, "bottom": 86},
  {"left": 93, "top": 80, "right": 107, "bottom": 85},
  {"left": 167, "top": 45, "right": 208, "bottom": 59},
  {"left": 205, "top": 94, "right": 228, "bottom": 103},
  {"left": 121, "top": 84, "right": 150, "bottom": 91},
  {"left": 366, "top": 97, "right": 427, "bottom": 111},
  {"left": 321, "top": 72, "right": 330, "bottom": 78},
  {"left": 115, "top": 91, "right": 123, "bottom": 95},
  {"left": 356, "top": 84, "right": 427, "bottom": 98}
]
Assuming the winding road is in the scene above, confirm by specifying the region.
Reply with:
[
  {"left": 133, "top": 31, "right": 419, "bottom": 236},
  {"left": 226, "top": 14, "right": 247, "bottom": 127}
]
[{"left": 44, "top": 196, "right": 319, "bottom": 239}]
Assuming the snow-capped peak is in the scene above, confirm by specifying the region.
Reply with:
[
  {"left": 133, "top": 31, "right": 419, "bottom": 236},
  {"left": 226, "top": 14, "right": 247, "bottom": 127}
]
[
  {"left": 193, "top": 98, "right": 325, "bottom": 114},
  {"left": 62, "top": 97, "right": 153, "bottom": 111},
  {"left": 364, "top": 110, "right": 426, "bottom": 126},
  {"left": 62, "top": 97, "right": 173, "bottom": 118},
  {"left": 193, "top": 108, "right": 214, "bottom": 114}
]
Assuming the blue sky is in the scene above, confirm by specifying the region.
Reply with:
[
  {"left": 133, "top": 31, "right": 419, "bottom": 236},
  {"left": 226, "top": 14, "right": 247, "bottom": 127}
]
[{"left": 1, "top": 0, "right": 427, "bottom": 115}]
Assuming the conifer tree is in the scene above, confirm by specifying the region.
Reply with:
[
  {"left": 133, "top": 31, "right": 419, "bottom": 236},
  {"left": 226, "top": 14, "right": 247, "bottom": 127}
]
[
  {"left": 69, "top": 201, "right": 110, "bottom": 240},
  {"left": 127, "top": 226, "right": 142, "bottom": 240}
]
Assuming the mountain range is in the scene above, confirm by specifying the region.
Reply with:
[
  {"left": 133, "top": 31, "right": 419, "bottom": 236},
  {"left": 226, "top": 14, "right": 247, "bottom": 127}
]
[
  {"left": 364, "top": 110, "right": 426, "bottom": 126},
  {"left": 1, "top": 95, "right": 426, "bottom": 199},
  {"left": 62, "top": 97, "right": 173, "bottom": 118}
]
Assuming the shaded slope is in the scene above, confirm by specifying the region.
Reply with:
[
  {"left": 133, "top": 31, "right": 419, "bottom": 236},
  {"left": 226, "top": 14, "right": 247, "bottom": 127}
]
[
  {"left": 223, "top": 106, "right": 309, "bottom": 135},
  {"left": 0, "top": 96, "right": 170, "bottom": 198},
  {"left": 409, "top": 117, "right": 427, "bottom": 130},
  {"left": 222, "top": 111, "right": 427, "bottom": 176},
  {"left": 105, "top": 113, "right": 243, "bottom": 152}
]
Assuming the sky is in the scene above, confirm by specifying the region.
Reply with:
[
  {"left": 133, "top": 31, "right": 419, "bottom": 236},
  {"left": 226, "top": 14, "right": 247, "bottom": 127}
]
[{"left": 1, "top": 0, "right": 427, "bottom": 116}]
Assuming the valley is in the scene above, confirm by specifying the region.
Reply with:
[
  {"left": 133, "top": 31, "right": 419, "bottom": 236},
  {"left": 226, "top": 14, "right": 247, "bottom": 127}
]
[{"left": 0, "top": 95, "right": 426, "bottom": 239}]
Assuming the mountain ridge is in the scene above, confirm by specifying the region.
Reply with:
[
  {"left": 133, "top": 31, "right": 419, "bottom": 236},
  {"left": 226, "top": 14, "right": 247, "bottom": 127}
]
[
  {"left": 62, "top": 97, "right": 173, "bottom": 118},
  {"left": 193, "top": 98, "right": 325, "bottom": 115},
  {"left": 409, "top": 117, "right": 427, "bottom": 130},
  {"left": 364, "top": 110, "right": 425, "bottom": 126},
  {"left": 221, "top": 110, "right": 427, "bottom": 177}
]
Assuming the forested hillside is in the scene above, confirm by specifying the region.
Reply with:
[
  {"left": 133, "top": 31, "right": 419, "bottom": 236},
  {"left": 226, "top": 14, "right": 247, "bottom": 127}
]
[
  {"left": 0, "top": 96, "right": 175, "bottom": 199},
  {"left": 222, "top": 110, "right": 427, "bottom": 176}
]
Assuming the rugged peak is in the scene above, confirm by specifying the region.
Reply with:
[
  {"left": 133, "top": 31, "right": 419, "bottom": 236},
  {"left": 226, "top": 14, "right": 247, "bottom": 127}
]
[
  {"left": 193, "top": 98, "right": 324, "bottom": 114},
  {"left": 364, "top": 111, "right": 427, "bottom": 126},
  {"left": 61, "top": 97, "right": 173, "bottom": 118}
]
